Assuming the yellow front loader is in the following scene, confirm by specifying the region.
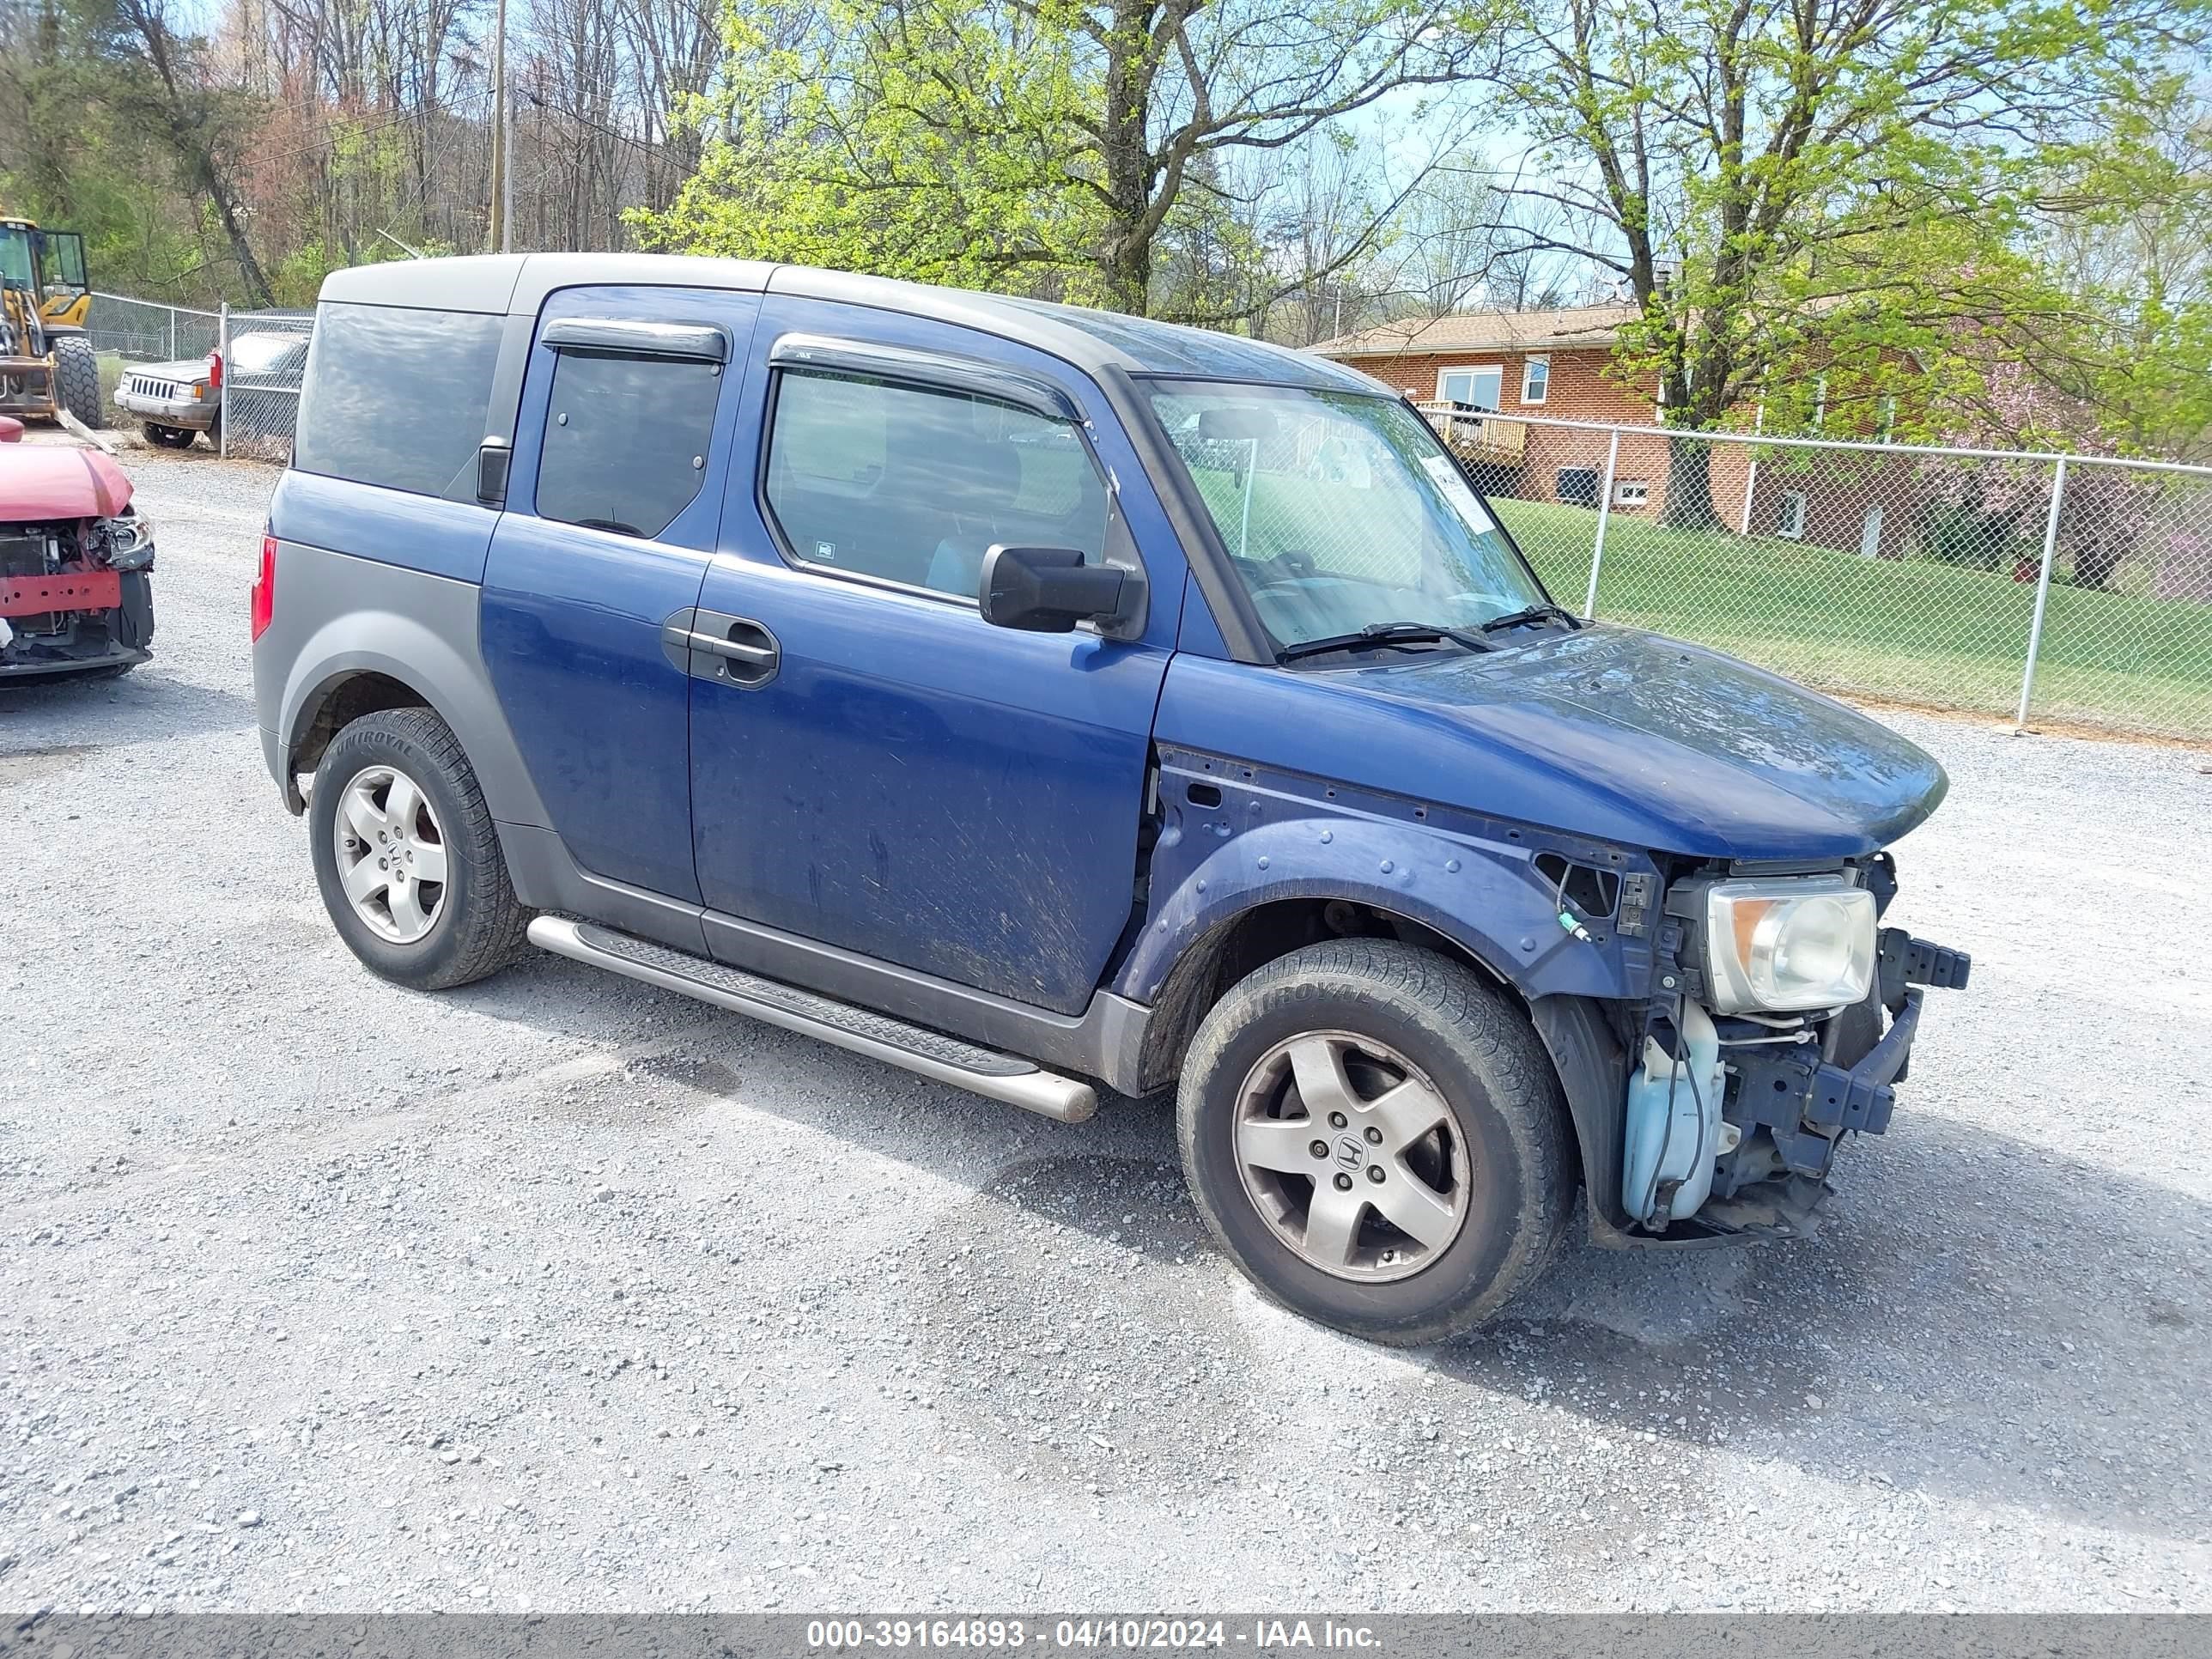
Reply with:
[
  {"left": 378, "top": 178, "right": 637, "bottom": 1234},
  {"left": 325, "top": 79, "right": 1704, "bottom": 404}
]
[{"left": 0, "top": 216, "right": 102, "bottom": 427}]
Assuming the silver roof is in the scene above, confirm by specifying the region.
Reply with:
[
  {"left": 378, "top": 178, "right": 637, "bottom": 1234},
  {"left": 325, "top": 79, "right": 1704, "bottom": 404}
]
[{"left": 318, "top": 253, "right": 1381, "bottom": 393}]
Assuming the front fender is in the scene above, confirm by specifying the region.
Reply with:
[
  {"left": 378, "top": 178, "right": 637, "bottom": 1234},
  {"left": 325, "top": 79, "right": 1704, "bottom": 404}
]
[{"left": 1114, "top": 799, "right": 1647, "bottom": 1006}]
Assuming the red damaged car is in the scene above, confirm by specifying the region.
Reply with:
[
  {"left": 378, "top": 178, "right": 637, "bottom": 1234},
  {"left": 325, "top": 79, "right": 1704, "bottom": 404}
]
[{"left": 0, "top": 417, "right": 155, "bottom": 681}]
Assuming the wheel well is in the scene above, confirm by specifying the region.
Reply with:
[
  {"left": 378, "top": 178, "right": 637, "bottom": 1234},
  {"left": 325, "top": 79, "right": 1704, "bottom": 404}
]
[
  {"left": 1132, "top": 897, "right": 1516, "bottom": 1094},
  {"left": 286, "top": 672, "right": 431, "bottom": 807}
]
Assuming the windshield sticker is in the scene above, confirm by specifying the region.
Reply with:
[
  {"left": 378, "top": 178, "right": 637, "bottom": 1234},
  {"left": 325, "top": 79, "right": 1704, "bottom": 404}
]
[
  {"left": 1307, "top": 430, "right": 1373, "bottom": 489},
  {"left": 1419, "top": 453, "right": 1495, "bottom": 533}
]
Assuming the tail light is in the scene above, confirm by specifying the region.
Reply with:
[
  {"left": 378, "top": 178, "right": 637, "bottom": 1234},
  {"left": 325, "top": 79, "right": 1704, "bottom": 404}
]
[
  {"left": 207, "top": 350, "right": 223, "bottom": 390},
  {"left": 251, "top": 534, "right": 276, "bottom": 641}
]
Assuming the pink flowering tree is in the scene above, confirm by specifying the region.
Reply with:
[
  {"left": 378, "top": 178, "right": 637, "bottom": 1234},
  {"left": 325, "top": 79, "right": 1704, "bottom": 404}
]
[{"left": 1921, "top": 359, "right": 2153, "bottom": 590}]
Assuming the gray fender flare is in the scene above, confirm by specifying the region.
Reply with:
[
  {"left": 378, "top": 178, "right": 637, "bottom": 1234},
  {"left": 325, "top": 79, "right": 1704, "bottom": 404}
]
[{"left": 278, "top": 609, "right": 550, "bottom": 830}]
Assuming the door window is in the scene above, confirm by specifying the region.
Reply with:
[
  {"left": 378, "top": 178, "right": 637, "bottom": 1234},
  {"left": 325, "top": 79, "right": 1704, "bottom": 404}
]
[
  {"left": 43, "top": 232, "right": 87, "bottom": 290},
  {"left": 763, "top": 369, "right": 1108, "bottom": 599},
  {"left": 537, "top": 351, "right": 723, "bottom": 538}
]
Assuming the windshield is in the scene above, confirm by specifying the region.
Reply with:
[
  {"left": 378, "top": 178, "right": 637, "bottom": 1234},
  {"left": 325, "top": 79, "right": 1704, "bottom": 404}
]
[
  {"left": 228, "top": 332, "right": 300, "bottom": 374},
  {"left": 1146, "top": 381, "right": 1551, "bottom": 653},
  {"left": 0, "top": 228, "right": 33, "bottom": 289}
]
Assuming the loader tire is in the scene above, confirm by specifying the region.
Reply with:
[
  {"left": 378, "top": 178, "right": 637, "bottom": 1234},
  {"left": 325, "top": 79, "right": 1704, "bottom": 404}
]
[{"left": 53, "top": 336, "right": 106, "bottom": 428}]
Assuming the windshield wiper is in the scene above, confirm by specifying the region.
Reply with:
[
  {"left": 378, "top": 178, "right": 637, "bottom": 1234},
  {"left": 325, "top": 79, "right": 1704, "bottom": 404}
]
[
  {"left": 1480, "top": 602, "right": 1585, "bottom": 635},
  {"left": 1277, "top": 621, "right": 1497, "bottom": 663}
]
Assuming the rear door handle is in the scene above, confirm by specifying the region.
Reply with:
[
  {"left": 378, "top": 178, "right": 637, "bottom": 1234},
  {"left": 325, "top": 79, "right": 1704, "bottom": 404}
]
[{"left": 661, "top": 608, "right": 780, "bottom": 687}]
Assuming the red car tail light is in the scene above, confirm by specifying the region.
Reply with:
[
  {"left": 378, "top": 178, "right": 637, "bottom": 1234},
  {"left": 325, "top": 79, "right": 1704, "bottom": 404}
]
[
  {"left": 207, "top": 350, "right": 223, "bottom": 390},
  {"left": 251, "top": 534, "right": 276, "bottom": 641}
]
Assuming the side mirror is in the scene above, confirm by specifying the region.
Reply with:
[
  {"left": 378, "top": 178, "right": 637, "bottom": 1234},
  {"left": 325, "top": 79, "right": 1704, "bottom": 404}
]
[
  {"left": 477, "top": 437, "right": 512, "bottom": 506},
  {"left": 979, "top": 545, "right": 1130, "bottom": 634}
]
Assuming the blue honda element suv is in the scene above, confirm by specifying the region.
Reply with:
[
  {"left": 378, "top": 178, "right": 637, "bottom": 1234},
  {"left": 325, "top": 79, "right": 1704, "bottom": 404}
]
[{"left": 251, "top": 253, "right": 1968, "bottom": 1343}]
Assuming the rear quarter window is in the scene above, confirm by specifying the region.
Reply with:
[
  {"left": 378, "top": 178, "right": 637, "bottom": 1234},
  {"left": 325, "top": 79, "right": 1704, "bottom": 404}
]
[{"left": 294, "top": 301, "right": 503, "bottom": 499}]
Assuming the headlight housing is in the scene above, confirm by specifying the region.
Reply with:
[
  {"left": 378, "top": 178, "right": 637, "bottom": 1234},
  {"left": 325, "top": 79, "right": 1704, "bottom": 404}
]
[
  {"left": 100, "top": 510, "right": 155, "bottom": 572},
  {"left": 1701, "top": 874, "right": 1876, "bottom": 1012}
]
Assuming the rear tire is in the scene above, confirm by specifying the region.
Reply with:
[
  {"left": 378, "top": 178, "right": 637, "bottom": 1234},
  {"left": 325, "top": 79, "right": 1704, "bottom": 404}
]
[
  {"left": 1176, "top": 939, "right": 1572, "bottom": 1345},
  {"left": 308, "top": 707, "right": 530, "bottom": 990},
  {"left": 52, "top": 336, "right": 104, "bottom": 428}
]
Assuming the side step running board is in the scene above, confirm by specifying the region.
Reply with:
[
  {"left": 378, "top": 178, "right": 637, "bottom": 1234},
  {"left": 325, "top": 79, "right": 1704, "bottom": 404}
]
[{"left": 527, "top": 916, "right": 1097, "bottom": 1123}]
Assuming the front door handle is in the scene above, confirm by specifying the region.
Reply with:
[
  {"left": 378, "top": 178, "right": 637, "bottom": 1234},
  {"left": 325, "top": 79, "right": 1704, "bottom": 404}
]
[{"left": 661, "top": 608, "right": 780, "bottom": 687}]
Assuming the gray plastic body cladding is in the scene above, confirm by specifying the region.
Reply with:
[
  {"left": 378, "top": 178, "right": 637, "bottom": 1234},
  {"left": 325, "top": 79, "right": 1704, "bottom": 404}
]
[
  {"left": 499, "top": 823, "right": 712, "bottom": 956},
  {"left": 701, "top": 910, "right": 1151, "bottom": 1091},
  {"left": 256, "top": 539, "right": 550, "bottom": 834}
]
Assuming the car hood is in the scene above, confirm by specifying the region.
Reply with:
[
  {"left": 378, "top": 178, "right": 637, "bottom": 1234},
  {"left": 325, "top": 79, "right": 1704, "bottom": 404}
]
[
  {"left": 0, "top": 445, "right": 133, "bottom": 520},
  {"left": 125, "top": 356, "right": 210, "bottom": 382},
  {"left": 1157, "top": 624, "right": 1948, "bottom": 862},
  {"left": 1355, "top": 625, "right": 1947, "bottom": 858}
]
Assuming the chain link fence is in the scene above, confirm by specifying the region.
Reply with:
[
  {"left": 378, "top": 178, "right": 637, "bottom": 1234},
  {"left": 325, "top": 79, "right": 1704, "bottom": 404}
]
[
  {"left": 216, "top": 306, "right": 315, "bottom": 460},
  {"left": 1416, "top": 407, "right": 2212, "bottom": 743},
  {"left": 85, "top": 292, "right": 221, "bottom": 366}
]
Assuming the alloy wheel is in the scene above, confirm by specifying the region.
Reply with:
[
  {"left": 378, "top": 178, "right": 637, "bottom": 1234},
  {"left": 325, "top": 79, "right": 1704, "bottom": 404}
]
[
  {"left": 332, "top": 764, "right": 449, "bottom": 945},
  {"left": 1232, "top": 1030, "right": 1472, "bottom": 1281}
]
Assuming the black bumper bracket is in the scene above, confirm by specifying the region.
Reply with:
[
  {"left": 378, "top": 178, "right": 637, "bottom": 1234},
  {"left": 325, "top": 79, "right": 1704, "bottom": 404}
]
[{"left": 1880, "top": 927, "right": 1972, "bottom": 1010}]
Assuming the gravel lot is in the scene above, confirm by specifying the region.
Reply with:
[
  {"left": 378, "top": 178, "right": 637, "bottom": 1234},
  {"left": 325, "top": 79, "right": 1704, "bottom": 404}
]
[{"left": 3, "top": 450, "right": 2209, "bottom": 1615}]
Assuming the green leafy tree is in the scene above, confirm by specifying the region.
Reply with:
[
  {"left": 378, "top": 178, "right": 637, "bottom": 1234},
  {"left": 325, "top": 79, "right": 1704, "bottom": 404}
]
[
  {"left": 638, "top": 0, "right": 1495, "bottom": 315},
  {"left": 1484, "top": 0, "right": 2209, "bottom": 525},
  {"left": 0, "top": 0, "right": 274, "bottom": 303},
  {"left": 2027, "top": 97, "right": 2212, "bottom": 460}
]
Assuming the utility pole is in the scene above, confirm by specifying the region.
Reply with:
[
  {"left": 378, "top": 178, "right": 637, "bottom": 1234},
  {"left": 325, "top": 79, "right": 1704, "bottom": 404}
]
[
  {"left": 489, "top": 0, "right": 510, "bottom": 252},
  {"left": 500, "top": 9, "right": 514, "bottom": 255}
]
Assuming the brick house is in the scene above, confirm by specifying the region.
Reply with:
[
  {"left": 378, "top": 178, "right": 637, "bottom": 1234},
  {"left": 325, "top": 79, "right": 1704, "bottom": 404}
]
[{"left": 1310, "top": 305, "right": 1917, "bottom": 560}]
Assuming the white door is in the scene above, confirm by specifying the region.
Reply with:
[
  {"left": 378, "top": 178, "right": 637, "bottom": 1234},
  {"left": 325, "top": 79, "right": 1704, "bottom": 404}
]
[{"left": 1859, "top": 504, "right": 1884, "bottom": 558}]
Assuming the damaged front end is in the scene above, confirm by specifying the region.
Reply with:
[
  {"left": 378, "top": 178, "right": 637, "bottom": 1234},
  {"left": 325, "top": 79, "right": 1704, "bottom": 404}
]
[
  {"left": 1617, "top": 852, "right": 1971, "bottom": 1243},
  {"left": 0, "top": 501, "right": 156, "bottom": 679}
]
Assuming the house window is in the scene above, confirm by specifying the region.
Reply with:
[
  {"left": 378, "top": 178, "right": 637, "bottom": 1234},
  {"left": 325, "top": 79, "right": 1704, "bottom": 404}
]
[
  {"left": 1520, "top": 356, "right": 1549, "bottom": 404},
  {"left": 1613, "top": 479, "right": 1650, "bottom": 507},
  {"left": 1811, "top": 375, "right": 1828, "bottom": 432},
  {"left": 1437, "top": 367, "right": 1503, "bottom": 411},
  {"left": 1778, "top": 490, "right": 1808, "bottom": 539},
  {"left": 1653, "top": 376, "right": 1667, "bottom": 425}
]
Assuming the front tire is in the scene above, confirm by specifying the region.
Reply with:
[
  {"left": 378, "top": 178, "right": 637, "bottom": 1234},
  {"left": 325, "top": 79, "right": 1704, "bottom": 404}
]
[
  {"left": 143, "top": 422, "right": 198, "bottom": 448},
  {"left": 308, "top": 707, "right": 529, "bottom": 989},
  {"left": 1177, "top": 939, "right": 1572, "bottom": 1345}
]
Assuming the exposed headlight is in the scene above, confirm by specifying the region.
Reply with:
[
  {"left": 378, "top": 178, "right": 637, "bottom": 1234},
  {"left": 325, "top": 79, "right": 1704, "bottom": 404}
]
[
  {"left": 102, "top": 511, "right": 155, "bottom": 571},
  {"left": 1702, "top": 875, "right": 1875, "bottom": 1012}
]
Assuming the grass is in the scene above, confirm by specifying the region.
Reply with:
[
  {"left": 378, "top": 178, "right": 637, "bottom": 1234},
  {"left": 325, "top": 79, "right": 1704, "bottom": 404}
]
[{"left": 1492, "top": 498, "right": 2212, "bottom": 741}]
